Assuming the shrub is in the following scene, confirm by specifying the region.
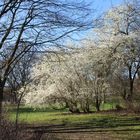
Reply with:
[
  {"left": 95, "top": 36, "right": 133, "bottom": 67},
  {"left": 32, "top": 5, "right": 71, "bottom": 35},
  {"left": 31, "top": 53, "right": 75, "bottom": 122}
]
[{"left": 0, "top": 117, "right": 33, "bottom": 140}]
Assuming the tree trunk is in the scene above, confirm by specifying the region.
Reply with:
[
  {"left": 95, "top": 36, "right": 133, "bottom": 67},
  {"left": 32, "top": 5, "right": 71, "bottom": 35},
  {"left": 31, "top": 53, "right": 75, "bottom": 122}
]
[
  {"left": 95, "top": 97, "right": 100, "bottom": 112},
  {"left": 137, "top": 70, "right": 140, "bottom": 79},
  {"left": 103, "top": 93, "right": 106, "bottom": 103},
  {"left": 128, "top": 66, "right": 134, "bottom": 102},
  {"left": 125, "top": 81, "right": 134, "bottom": 111},
  {"left": 127, "top": 80, "right": 134, "bottom": 102},
  {"left": 15, "top": 102, "right": 20, "bottom": 131},
  {"left": 0, "top": 86, "right": 4, "bottom": 121},
  {"left": 85, "top": 102, "right": 90, "bottom": 113}
]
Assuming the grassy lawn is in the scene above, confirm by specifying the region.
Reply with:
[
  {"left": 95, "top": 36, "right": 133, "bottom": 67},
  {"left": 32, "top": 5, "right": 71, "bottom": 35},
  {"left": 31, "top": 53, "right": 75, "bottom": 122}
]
[
  {"left": 9, "top": 103, "right": 117, "bottom": 124},
  {"left": 8, "top": 105, "right": 140, "bottom": 140}
]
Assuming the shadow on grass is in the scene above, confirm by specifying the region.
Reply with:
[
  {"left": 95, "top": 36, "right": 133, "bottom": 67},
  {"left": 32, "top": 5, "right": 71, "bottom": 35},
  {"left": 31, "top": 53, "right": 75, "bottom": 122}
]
[
  {"left": 26, "top": 116, "right": 140, "bottom": 134},
  {"left": 10, "top": 107, "right": 67, "bottom": 113}
]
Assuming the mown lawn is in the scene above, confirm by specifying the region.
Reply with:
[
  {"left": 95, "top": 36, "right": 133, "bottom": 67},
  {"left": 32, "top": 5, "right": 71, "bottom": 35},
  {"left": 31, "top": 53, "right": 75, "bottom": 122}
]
[
  {"left": 9, "top": 103, "right": 117, "bottom": 124},
  {"left": 8, "top": 105, "right": 140, "bottom": 140}
]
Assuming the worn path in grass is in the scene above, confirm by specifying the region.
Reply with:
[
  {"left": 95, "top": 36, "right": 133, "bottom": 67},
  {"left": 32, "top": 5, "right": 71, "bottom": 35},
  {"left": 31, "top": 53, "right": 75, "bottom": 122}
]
[
  {"left": 24, "top": 112, "right": 140, "bottom": 140},
  {"left": 29, "top": 122, "right": 140, "bottom": 140}
]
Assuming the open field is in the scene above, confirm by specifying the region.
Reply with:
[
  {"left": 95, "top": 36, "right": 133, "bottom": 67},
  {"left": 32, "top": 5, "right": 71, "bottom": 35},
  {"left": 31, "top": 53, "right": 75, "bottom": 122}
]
[{"left": 7, "top": 105, "right": 140, "bottom": 140}]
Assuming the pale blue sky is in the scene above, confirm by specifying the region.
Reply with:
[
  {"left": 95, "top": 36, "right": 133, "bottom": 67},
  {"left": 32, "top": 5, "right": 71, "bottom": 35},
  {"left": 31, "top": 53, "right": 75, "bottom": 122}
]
[
  {"left": 64, "top": 0, "right": 125, "bottom": 44},
  {"left": 72, "top": 0, "right": 124, "bottom": 40},
  {"left": 91, "top": 0, "right": 124, "bottom": 13}
]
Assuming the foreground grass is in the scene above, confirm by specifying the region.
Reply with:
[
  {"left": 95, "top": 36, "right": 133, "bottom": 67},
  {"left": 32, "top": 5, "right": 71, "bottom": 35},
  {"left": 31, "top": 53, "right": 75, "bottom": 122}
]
[{"left": 8, "top": 106, "right": 140, "bottom": 140}]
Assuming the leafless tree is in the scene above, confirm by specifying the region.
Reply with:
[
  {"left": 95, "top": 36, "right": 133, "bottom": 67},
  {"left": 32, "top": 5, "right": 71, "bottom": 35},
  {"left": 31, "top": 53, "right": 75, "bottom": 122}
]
[
  {"left": 4, "top": 45, "right": 36, "bottom": 127},
  {"left": 0, "top": 0, "right": 93, "bottom": 117}
]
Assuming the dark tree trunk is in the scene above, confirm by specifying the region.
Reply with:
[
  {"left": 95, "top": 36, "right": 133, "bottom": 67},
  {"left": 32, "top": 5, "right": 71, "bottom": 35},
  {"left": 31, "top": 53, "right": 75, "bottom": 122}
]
[
  {"left": 137, "top": 70, "right": 140, "bottom": 79},
  {"left": 103, "top": 93, "right": 106, "bottom": 103},
  {"left": 127, "top": 79, "right": 134, "bottom": 102},
  {"left": 0, "top": 86, "right": 4, "bottom": 121},
  {"left": 130, "top": 80, "right": 133, "bottom": 97},
  {"left": 128, "top": 66, "right": 134, "bottom": 102},
  {"left": 95, "top": 97, "right": 100, "bottom": 112}
]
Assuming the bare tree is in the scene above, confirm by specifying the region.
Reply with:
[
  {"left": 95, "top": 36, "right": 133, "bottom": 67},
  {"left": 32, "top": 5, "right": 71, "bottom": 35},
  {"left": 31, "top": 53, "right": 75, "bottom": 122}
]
[
  {"left": 0, "top": 0, "right": 93, "bottom": 117},
  {"left": 7, "top": 46, "right": 36, "bottom": 103}
]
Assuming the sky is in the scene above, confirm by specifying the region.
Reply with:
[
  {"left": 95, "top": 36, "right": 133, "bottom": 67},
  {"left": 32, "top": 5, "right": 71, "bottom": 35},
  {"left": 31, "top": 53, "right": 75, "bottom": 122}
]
[
  {"left": 92, "top": 0, "right": 124, "bottom": 14},
  {"left": 66, "top": 0, "right": 125, "bottom": 44}
]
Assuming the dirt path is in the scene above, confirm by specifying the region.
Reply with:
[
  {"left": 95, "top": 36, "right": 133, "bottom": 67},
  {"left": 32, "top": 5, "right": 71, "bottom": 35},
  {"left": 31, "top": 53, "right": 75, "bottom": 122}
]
[{"left": 41, "top": 132, "right": 115, "bottom": 140}]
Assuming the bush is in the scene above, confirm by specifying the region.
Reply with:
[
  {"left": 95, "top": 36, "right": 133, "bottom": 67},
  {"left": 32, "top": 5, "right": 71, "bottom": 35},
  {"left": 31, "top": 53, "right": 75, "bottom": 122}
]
[
  {"left": 0, "top": 117, "right": 33, "bottom": 140},
  {"left": 115, "top": 104, "right": 123, "bottom": 111}
]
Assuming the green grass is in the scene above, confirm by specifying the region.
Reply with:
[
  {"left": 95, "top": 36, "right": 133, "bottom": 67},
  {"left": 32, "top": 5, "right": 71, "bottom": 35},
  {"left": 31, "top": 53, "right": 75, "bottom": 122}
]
[
  {"left": 9, "top": 105, "right": 140, "bottom": 127},
  {"left": 8, "top": 104, "right": 140, "bottom": 140},
  {"left": 9, "top": 103, "right": 118, "bottom": 124}
]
